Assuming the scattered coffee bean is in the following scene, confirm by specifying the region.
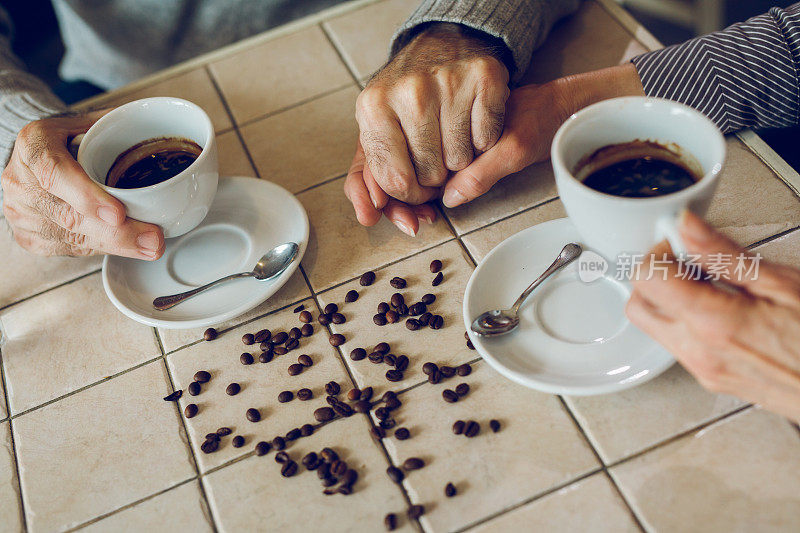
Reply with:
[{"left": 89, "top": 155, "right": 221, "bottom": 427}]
[
  {"left": 377, "top": 302, "right": 390, "bottom": 314},
  {"left": 350, "top": 348, "right": 367, "bottom": 361},
  {"left": 466, "top": 339, "right": 475, "bottom": 350},
  {"left": 432, "top": 272, "right": 444, "bottom": 286},
  {"left": 288, "top": 363, "right": 304, "bottom": 376},
  {"left": 344, "top": 289, "right": 359, "bottom": 303},
  {"left": 318, "top": 313, "right": 332, "bottom": 326},
  {"left": 271, "top": 331, "right": 288, "bottom": 345},
  {"left": 384, "top": 513, "right": 397, "bottom": 531},
  {"left": 226, "top": 383, "right": 241, "bottom": 396},
  {"left": 455, "top": 383, "right": 470, "bottom": 397},
  {"left": 373, "top": 313, "right": 388, "bottom": 326},
  {"left": 321, "top": 477, "right": 337, "bottom": 487},
  {"left": 254, "top": 329, "right": 271, "bottom": 343},
  {"left": 331, "top": 312, "right": 346, "bottom": 324},
  {"left": 360, "top": 271, "right": 376, "bottom": 286},
  {"left": 298, "top": 354, "right": 313, "bottom": 367},
  {"left": 430, "top": 315, "right": 444, "bottom": 329},
  {"left": 272, "top": 436, "right": 286, "bottom": 450},
  {"left": 297, "top": 388, "right": 313, "bottom": 401},
  {"left": 242, "top": 333, "right": 255, "bottom": 345},
  {"left": 387, "top": 466, "right": 404, "bottom": 483},
  {"left": 216, "top": 427, "right": 232, "bottom": 437},
  {"left": 194, "top": 370, "right": 211, "bottom": 383},
  {"left": 232, "top": 435, "right": 245, "bottom": 448},
  {"left": 201, "top": 439, "right": 218, "bottom": 454},
  {"left": 397, "top": 303, "right": 409, "bottom": 316},
  {"left": 240, "top": 352, "right": 254, "bottom": 365},
  {"left": 163, "top": 390, "right": 182, "bottom": 402},
  {"left": 203, "top": 328, "right": 217, "bottom": 341},
  {"left": 453, "top": 420, "right": 465, "bottom": 435},
  {"left": 188, "top": 381, "right": 201, "bottom": 396},
  {"left": 380, "top": 417, "right": 396, "bottom": 430},
  {"left": 302, "top": 452, "right": 318, "bottom": 468},
  {"left": 445, "top": 482, "right": 457, "bottom": 497},
  {"left": 406, "top": 318, "right": 420, "bottom": 331},
  {"left": 289, "top": 327, "right": 302, "bottom": 340},
  {"left": 384, "top": 395, "right": 401, "bottom": 411},
  {"left": 457, "top": 363, "right": 472, "bottom": 376},
  {"left": 490, "top": 419, "right": 501, "bottom": 433},
  {"left": 418, "top": 312, "right": 431, "bottom": 326},
  {"left": 293, "top": 304, "right": 305, "bottom": 313},
  {"left": 278, "top": 390, "right": 294, "bottom": 403},
  {"left": 382, "top": 390, "right": 398, "bottom": 403},
  {"left": 464, "top": 420, "right": 480, "bottom": 437},
  {"left": 370, "top": 426, "right": 385, "bottom": 440},
  {"left": 260, "top": 341, "right": 271, "bottom": 352},
  {"left": 390, "top": 293, "right": 404, "bottom": 308},
  {"left": 300, "top": 323, "right": 314, "bottom": 337},
  {"left": 329, "top": 334, "right": 345, "bottom": 347},
  {"left": 390, "top": 276, "right": 407, "bottom": 289},
  {"left": 430, "top": 259, "right": 443, "bottom": 273},
  {"left": 321, "top": 447, "right": 339, "bottom": 463},
  {"left": 360, "top": 386, "right": 374, "bottom": 401},
  {"left": 299, "top": 310, "right": 312, "bottom": 323},
  {"left": 394, "top": 355, "right": 409, "bottom": 371},
  {"left": 285, "top": 338, "right": 299, "bottom": 351},
  {"left": 324, "top": 303, "right": 339, "bottom": 315},
  {"left": 347, "top": 388, "right": 361, "bottom": 401},
  {"left": 354, "top": 400, "right": 370, "bottom": 413},
  {"left": 421, "top": 293, "right": 436, "bottom": 305},
  {"left": 422, "top": 362, "right": 438, "bottom": 375},
  {"left": 275, "top": 451, "right": 290, "bottom": 464},
  {"left": 442, "top": 389, "right": 459, "bottom": 403},
  {"left": 285, "top": 428, "right": 301, "bottom": 441},
  {"left": 428, "top": 370, "right": 442, "bottom": 384},
  {"left": 369, "top": 352, "right": 384, "bottom": 364},
  {"left": 341, "top": 468, "right": 358, "bottom": 487},
  {"left": 407, "top": 505, "right": 425, "bottom": 519},
  {"left": 255, "top": 441, "right": 271, "bottom": 456},
  {"left": 331, "top": 459, "right": 348, "bottom": 476},
  {"left": 440, "top": 365, "right": 456, "bottom": 378},
  {"left": 375, "top": 407, "right": 390, "bottom": 420},
  {"left": 273, "top": 346, "right": 288, "bottom": 356},
  {"left": 395, "top": 427, "right": 410, "bottom": 440},
  {"left": 317, "top": 462, "right": 331, "bottom": 478},
  {"left": 386, "top": 369, "right": 404, "bottom": 382},
  {"left": 385, "top": 310, "right": 399, "bottom": 324},
  {"left": 403, "top": 457, "right": 424, "bottom": 471},
  {"left": 314, "top": 407, "right": 335, "bottom": 422},
  {"left": 409, "top": 302, "right": 426, "bottom": 316},
  {"left": 325, "top": 381, "right": 341, "bottom": 395},
  {"left": 184, "top": 403, "right": 198, "bottom": 418},
  {"left": 301, "top": 424, "right": 314, "bottom": 437},
  {"left": 258, "top": 351, "right": 273, "bottom": 363},
  {"left": 281, "top": 461, "right": 298, "bottom": 477},
  {"left": 246, "top": 408, "right": 261, "bottom": 422},
  {"left": 332, "top": 401, "right": 354, "bottom": 418}
]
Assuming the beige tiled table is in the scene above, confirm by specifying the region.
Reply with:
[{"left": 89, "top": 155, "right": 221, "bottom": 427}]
[{"left": 1, "top": 0, "right": 800, "bottom": 532}]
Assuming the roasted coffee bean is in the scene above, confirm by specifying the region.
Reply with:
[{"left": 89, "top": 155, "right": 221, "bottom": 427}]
[
  {"left": 353, "top": 400, "right": 370, "bottom": 413},
  {"left": 457, "top": 363, "right": 472, "bottom": 376},
  {"left": 293, "top": 304, "right": 305, "bottom": 313},
  {"left": 452, "top": 420, "right": 465, "bottom": 435},
  {"left": 331, "top": 312, "right": 346, "bottom": 324},
  {"left": 394, "top": 355, "right": 409, "bottom": 371},
  {"left": 288, "top": 327, "right": 302, "bottom": 340},
  {"left": 380, "top": 418, "right": 396, "bottom": 430},
  {"left": 341, "top": 469, "right": 358, "bottom": 487},
  {"left": 466, "top": 339, "right": 475, "bottom": 350},
  {"left": 326, "top": 396, "right": 338, "bottom": 407},
  {"left": 428, "top": 369, "right": 442, "bottom": 384},
  {"left": 299, "top": 310, "right": 312, "bottom": 323},
  {"left": 188, "top": 381, "right": 201, "bottom": 396},
  {"left": 285, "top": 338, "right": 299, "bottom": 351},
  {"left": 368, "top": 352, "right": 384, "bottom": 364},
  {"left": 216, "top": 427, "right": 232, "bottom": 437},
  {"left": 240, "top": 352, "right": 254, "bottom": 365},
  {"left": 272, "top": 436, "right": 286, "bottom": 450},
  {"left": 163, "top": 390, "right": 183, "bottom": 402},
  {"left": 385, "top": 310, "right": 399, "bottom": 324},
  {"left": 422, "top": 362, "right": 438, "bottom": 375},
  {"left": 360, "top": 386, "right": 374, "bottom": 401},
  {"left": 335, "top": 485, "right": 352, "bottom": 495},
  {"left": 205, "top": 433, "right": 221, "bottom": 443},
  {"left": 490, "top": 419, "right": 501, "bottom": 433},
  {"left": 288, "top": 363, "right": 304, "bottom": 376},
  {"left": 360, "top": 271, "right": 376, "bottom": 286},
  {"left": 318, "top": 313, "right": 331, "bottom": 326},
  {"left": 298, "top": 354, "right": 313, "bottom": 367},
  {"left": 373, "top": 313, "right": 388, "bottom": 326},
  {"left": 377, "top": 302, "right": 390, "bottom": 314},
  {"left": 418, "top": 312, "right": 431, "bottom": 326},
  {"left": 203, "top": 328, "right": 217, "bottom": 341},
  {"left": 260, "top": 341, "right": 272, "bottom": 352},
  {"left": 300, "top": 423, "right": 314, "bottom": 437},
  {"left": 302, "top": 452, "right": 318, "bottom": 468},
  {"left": 325, "top": 381, "right": 341, "bottom": 396},
  {"left": 421, "top": 293, "right": 436, "bottom": 305},
  {"left": 329, "top": 334, "right": 345, "bottom": 347},
  {"left": 464, "top": 421, "right": 480, "bottom": 437},
  {"left": 445, "top": 481, "right": 457, "bottom": 497},
  {"left": 317, "top": 462, "right": 331, "bottom": 478},
  {"left": 384, "top": 513, "right": 397, "bottom": 531},
  {"left": 271, "top": 331, "right": 288, "bottom": 345},
  {"left": 281, "top": 461, "right": 298, "bottom": 477},
  {"left": 331, "top": 459, "right": 348, "bottom": 476},
  {"left": 349, "top": 348, "right": 366, "bottom": 362},
  {"left": 320, "top": 477, "right": 337, "bottom": 488},
  {"left": 242, "top": 333, "right": 255, "bottom": 345},
  {"left": 314, "top": 407, "right": 335, "bottom": 422},
  {"left": 390, "top": 276, "right": 407, "bottom": 289},
  {"left": 382, "top": 390, "right": 398, "bottom": 403},
  {"left": 201, "top": 439, "right": 218, "bottom": 454},
  {"left": 430, "top": 315, "right": 444, "bottom": 329},
  {"left": 390, "top": 293, "right": 405, "bottom": 308},
  {"left": 432, "top": 272, "right": 444, "bottom": 286},
  {"left": 194, "top": 370, "right": 211, "bottom": 383},
  {"left": 285, "top": 428, "right": 302, "bottom": 441},
  {"left": 255, "top": 441, "right": 271, "bottom": 456},
  {"left": 275, "top": 451, "right": 290, "bottom": 464},
  {"left": 430, "top": 259, "right": 443, "bottom": 273},
  {"left": 226, "top": 382, "right": 241, "bottom": 396},
  {"left": 442, "top": 389, "right": 459, "bottom": 403},
  {"left": 232, "top": 435, "right": 245, "bottom": 448},
  {"left": 403, "top": 457, "right": 424, "bottom": 470},
  {"left": 386, "top": 466, "right": 404, "bottom": 483},
  {"left": 332, "top": 401, "right": 354, "bottom": 418},
  {"left": 246, "top": 408, "right": 261, "bottom": 422},
  {"left": 321, "top": 447, "right": 339, "bottom": 463},
  {"left": 184, "top": 403, "right": 198, "bottom": 418},
  {"left": 440, "top": 365, "right": 456, "bottom": 378},
  {"left": 409, "top": 302, "right": 426, "bottom": 316},
  {"left": 278, "top": 390, "right": 294, "bottom": 403},
  {"left": 384, "top": 395, "right": 401, "bottom": 411},
  {"left": 297, "top": 388, "right": 313, "bottom": 401},
  {"left": 254, "top": 329, "right": 271, "bottom": 343},
  {"left": 258, "top": 351, "right": 273, "bottom": 363},
  {"left": 407, "top": 505, "right": 425, "bottom": 519},
  {"left": 405, "top": 318, "right": 420, "bottom": 331},
  {"left": 273, "top": 346, "right": 288, "bottom": 356},
  {"left": 324, "top": 303, "right": 339, "bottom": 315},
  {"left": 375, "top": 407, "right": 390, "bottom": 420},
  {"left": 370, "top": 426, "right": 385, "bottom": 440},
  {"left": 300, "top": 324, "right": 314, "bottom": 337},
  {"left": 386, "top": 369, "right": 404, "bottom": 382},
  {"left": 347, "top": 388, "right": 361, "bottom": 401},
  {"left": 383, "top": 354, "right": 396, "bottom": 367},
  {"left": 344, "top": 289, "right": 359, "bottom": 303},
  {"left": 396, "top": 303, "right": 409, "bottom": 316},
  {"left": 455, "top": 383, "right": 470, "bottom": 396},
  {"left": 395, "top": 427, "right": 410, "bottom": 440}
]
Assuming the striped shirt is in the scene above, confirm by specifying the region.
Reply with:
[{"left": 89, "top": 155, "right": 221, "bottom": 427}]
[{"left": 632, "top": 4, "right": 800, "bottom": 133}]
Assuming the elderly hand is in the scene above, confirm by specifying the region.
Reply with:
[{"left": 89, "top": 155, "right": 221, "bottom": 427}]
[
  {"left": 627, "top": 211, "right": 800, "bottom": 423},
  {"left": 2, "top": 110, "right": 165, "bottom": 259}
]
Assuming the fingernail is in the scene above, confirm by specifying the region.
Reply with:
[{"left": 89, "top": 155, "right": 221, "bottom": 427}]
[
  {"left": 137, "top": 231, "right": 160, "bottom": 252},
  {"left": 442, "top": 189, "right": 467, "bottom": 208},
  {"left": 394, "top": 221, "right": 416, "bottom": 237},
  {"left": 418, "top": 215, "right": 433, "bottom": 225},
  {"left": 97, "top": 206, "right": 119, "bottom": 225},
  {"left": 140, "top": 249, "right": 159, "bottom": 260}
]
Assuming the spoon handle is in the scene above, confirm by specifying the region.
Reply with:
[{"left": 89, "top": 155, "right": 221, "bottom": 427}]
[
  {"left": 510, "top": 243, "right": 582, "bottom": 314},
  {"left": 153, "top": 272, "right": 254, "bottom": 311}
]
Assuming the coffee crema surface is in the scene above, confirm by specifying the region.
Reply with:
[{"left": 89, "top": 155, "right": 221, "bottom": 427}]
[{"left": 106, "top": 137, "right": 202, "bottom": 189}]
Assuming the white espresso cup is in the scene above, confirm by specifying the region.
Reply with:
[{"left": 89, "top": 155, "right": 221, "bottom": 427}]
[
  {"left": 76, "top": 97, "right": 218, "bottom": 238},
  {"left": 551, "top": 96, "right": 726, "bottom": 261}
]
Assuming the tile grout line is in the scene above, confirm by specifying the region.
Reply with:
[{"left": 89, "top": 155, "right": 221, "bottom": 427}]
[
  {"left": 745, "top": 224, "right": 800, "bottom": 250},
  {"left": 319, "top": 22, "right": 364, "bottom": 87},
  {"left": 456, "top": 196, "right": 561, "bottom": 241},
  {"left": 0, "top": 351, "right": 29, "bottom": 532},
  {"left": 235, "top": 83, "right": 355, "bottom": 130},
  {"left": 0, "top": 267, "right": 101, "bottom": 313}
]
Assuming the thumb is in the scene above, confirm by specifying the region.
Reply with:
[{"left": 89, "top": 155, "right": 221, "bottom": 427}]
[{"left": 441, "top": 138, "right": 521, "bottom": 208}]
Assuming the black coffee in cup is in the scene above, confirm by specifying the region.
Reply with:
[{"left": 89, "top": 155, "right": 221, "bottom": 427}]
[
  {"left": 106, "top": 137, "right": 202, "bottom": 189},
  {"left": 574, "top": 140, "right": 701, "bottom": 198}
]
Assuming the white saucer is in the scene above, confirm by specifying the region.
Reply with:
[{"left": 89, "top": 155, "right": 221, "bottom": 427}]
[
  {"left": 463, "top": 217, "right": 674, "bottom": 396},
  {"left": 103, "top": 176, "right": 309, "bottom": 329}
]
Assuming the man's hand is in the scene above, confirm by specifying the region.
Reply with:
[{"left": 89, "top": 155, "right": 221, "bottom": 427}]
[
  {"left": 1, "top": 111, "right": 165, "bottom": 259},
  {"left": 627, "top": 212, "right": 800, "bottom": 423}
]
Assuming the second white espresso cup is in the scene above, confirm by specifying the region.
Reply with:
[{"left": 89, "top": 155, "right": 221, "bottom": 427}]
[
  {"left": 76, "top": 97, "right": 219, "bottom": 239},
  {"left": 551, "top": 96, "right": 726, "bottom": 261}
]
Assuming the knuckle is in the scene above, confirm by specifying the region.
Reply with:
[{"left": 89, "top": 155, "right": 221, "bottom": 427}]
[
  {"left": 473, "top": 56, "right": 503, "bottom": 77},
  {"left": 356, "top": 87, "right": 389, "bottom": 115}
]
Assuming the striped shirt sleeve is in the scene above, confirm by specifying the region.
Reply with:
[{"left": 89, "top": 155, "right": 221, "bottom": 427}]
[{"left": 631, "top": 4, "right": 800, "bottom": 133}]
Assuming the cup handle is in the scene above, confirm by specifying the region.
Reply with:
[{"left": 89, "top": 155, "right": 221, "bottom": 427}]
[
  {"left": 656, "top": 212, "right": 687, "bottom": 258},
  {"left": 68, "top": 133, "right": 84, "bottom": 160}
]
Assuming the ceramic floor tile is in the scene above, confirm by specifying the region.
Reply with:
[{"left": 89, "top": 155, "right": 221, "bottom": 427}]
[
  {"left": 203, "top": 414, "right": 414, "bottom": 532},
  {"left": 209, "top": 26, "right": 353, "bottom": 124},
  {"left": 298, "top": 177, "right": 454, "bottom": 291},
  {"left": 323, "top": 0, "right": 420, "bottom": 80},
  {"left": 1, "top": 273, "right": 160, "bottom": 414},
  {"left": 444, "top": 162, "right": 557, "bottom": 235},
  {"left": 611, "top": 408, "right": 800, "bottom": 532},
  {"left": 470, "top": 473, "right": 638, "bottom": 533},
  {"left": 12, "top": 361, "right": 195, "bottom": 532},
  {"left": 83, "top": 68, "right": 233, "bottom": 133},
  {"left": 157, "top": 269, "right": 310, "bottom": 353},
  {"left": 751, "top": 228, "right": 800, "bottom": 264},
  {"left": 79, "top": 481, "right": 212, "bottom": 533},
  {"left": 0, "top": 227, "right": 101, "bottom": 309},
  {"left": 318, "top": 240, "right": 475, "bottom": 395},
  {"left": 380, "top": 360, "right": 600, "bottom": 532},
  {"left": 565, "top": 365, "right": 745, "bottom": 464},
  {"left": 216, "top": 131, "right": 256, "bottom": 177},
  {"left": 461, "top": 200, "right": 566, "bottom": 261},
  {"left": 0, "top": 422, "right": 23, "bottom": 533},
  {"left": 166, "top": 300, "right": 353, "bottom": 472},
  {"left": 240, "top": 85, "right": 359, "bottom": 193}
]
